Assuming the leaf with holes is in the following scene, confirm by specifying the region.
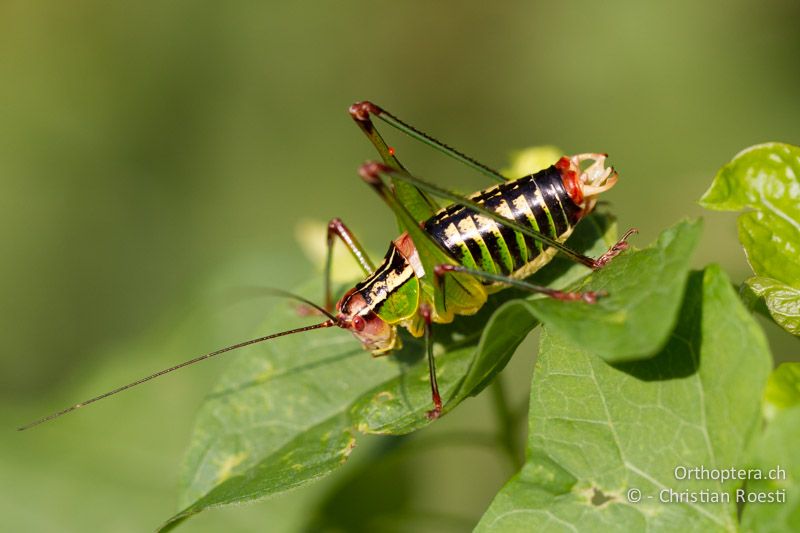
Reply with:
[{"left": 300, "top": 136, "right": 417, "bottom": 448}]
[{"left": 477, "top": 265, "right": 771, "bottom": 532}]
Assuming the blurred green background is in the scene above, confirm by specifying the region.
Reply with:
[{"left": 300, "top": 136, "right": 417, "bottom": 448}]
[{"left": 3, "top": 1, "right": 799, "bottom": 531}]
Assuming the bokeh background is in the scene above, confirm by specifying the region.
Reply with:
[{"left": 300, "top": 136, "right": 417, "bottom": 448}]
[{"left": 3, "top": 1, "right": 799, "bottom": 531}]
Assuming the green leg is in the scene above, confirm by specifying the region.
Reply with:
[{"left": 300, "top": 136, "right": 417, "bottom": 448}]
[
  {"left": 349, "top": 101, "right": 507, "bottom": 183},
  {"left": 349, "top": 102, "right": 440, "bottom": 221},
  {"left": 358, "top": 162, "right": 488, "bottom": 318},
  {"left": 435, "top": 264, "right": 606, "bottom": 304},
  {"left": 359, "top": 162, "right": 637, "bottom": 270},
  {"left": 324, "top": 218, "right": 375, "bottom": 311}
]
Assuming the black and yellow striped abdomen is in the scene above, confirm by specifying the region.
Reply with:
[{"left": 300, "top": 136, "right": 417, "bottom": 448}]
[{"left": 423, "top": 165, "right": 582, "bottom": 280}]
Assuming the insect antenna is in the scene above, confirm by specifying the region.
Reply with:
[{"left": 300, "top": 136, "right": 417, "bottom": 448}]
[
  {"left": 18, "top": 290, "right": 338, "bottom": 431},
  {"left": 222, "top": 286, "right": 337, "bottom": 318}
]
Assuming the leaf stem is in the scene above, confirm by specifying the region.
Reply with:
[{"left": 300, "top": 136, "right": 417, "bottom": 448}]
[{"left": 490, "top": 376, "right": 524, "bottom": 469}]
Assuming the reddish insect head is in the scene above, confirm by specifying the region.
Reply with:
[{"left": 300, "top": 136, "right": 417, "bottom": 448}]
[{"left": 335, "top": 289, "right": 397, "bottom": 355}]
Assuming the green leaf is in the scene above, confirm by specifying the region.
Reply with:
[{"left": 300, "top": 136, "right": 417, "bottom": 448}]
[
  {"left": 699, "top": 142, "right": 800, "bottom": 223},
  {"left": 738, "top": 212, "right": 800, "bottom": 286},
  {"left": 162, "top": 214, "right": 614, "bottom": 530},
  {"left": 477, "top": 266, "right": 772, "bottom": 532},
  {"left": 160, "top": 416, "right": 356, "bottom": 532},
  {"left": 700, "top": 142, "right": 800, "bottom": 336},
  {"left": 521, "top": 218, "right": 702, "bottom": 363},
  {"left": 745, "top": 276, "right": 800, "bottom": 337},
  {"left": 763, "top": 362, "right": 800, "bottom": 422},
  {"left": 740, "top": 405, "right": 800, "bottom": 532}
]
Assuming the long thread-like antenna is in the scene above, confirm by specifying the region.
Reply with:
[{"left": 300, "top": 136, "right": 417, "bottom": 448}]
[
  {"left": 18, "top": 319, "right": 337, "bottom": 431},
  {"left": 226, "top": 287, "right": 337, "bottom": 321}
]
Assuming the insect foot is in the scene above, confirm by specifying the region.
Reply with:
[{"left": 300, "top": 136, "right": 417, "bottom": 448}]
[
  {"left": 426, "top": 395, "right": 443, "bottom": 420},
  {"left": 592, "top": 228, "right": 639, "bottom": 269},
  {"left": 550, "top": 289, "right": 608, "bottom": 304},
  {"left": 580, "top": 290, "right": 608, "bottom": 304}
]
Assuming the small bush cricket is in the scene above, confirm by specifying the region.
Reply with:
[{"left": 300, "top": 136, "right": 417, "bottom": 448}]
[{"left": 19, "top": 101, "right": 635, "bottom": 430}]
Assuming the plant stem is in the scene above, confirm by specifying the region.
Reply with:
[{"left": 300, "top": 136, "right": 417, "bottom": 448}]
[{"left": 491, "top": 376, "right": 524, "bottom": 469}]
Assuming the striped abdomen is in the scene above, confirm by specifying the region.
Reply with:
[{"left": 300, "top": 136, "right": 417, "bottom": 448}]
[{"left": 423, "top": 165, "right": 583, "bottom": 280}]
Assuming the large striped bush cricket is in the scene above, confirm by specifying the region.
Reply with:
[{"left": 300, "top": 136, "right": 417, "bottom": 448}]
[{"left": 19, "top": 101, "right": 635, "bottom": 430}]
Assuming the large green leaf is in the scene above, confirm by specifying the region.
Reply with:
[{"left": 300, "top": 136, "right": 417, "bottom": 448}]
[
  {"left": 477, "top": 266, "right": 771, "bottom": 532},
  {"left": 700, "top": 142, "right": 800, "bottom": 336},
  {"left": 748, "top": 364, "right": 800, "bottom": 531},
  {"left": 521, "top": 218, "right": 702, "bottom": 363},
  {"left": 160, "top": 214, "right": 614, "bottom": 530},
  {"left": 740, "top": 405, "right": 800, "bottom": 532}
]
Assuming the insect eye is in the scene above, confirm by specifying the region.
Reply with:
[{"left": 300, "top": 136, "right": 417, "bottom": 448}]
[{"left": 352, "top": 315, "right": 366, "bottom": 332}]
